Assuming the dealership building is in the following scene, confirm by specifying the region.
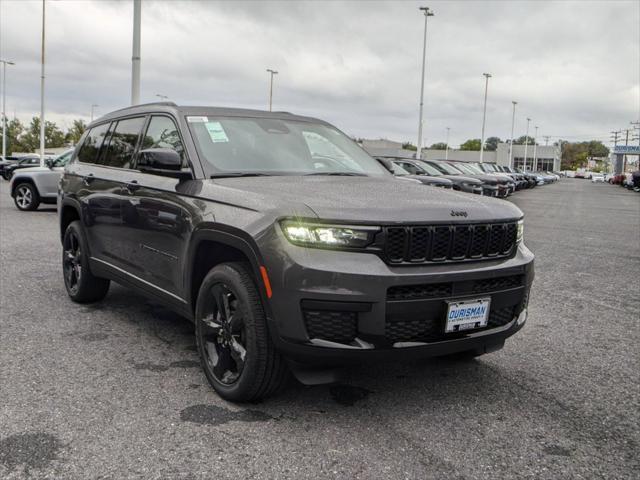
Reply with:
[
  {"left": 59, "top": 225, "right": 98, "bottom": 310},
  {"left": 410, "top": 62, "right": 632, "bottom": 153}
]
[{"left": 362, "top": 139, "right": 561, "bottom": 171}]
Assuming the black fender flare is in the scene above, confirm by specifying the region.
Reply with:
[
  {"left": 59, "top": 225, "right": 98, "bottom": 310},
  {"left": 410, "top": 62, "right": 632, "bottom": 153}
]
[{"left": 185, "top": 225, "right": 274, "bottom": 319}]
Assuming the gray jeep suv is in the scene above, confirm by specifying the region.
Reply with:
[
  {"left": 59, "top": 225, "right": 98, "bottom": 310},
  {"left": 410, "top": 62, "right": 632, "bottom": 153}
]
[{"left": 58, "top": 103, "right": 534, "bottom": 402}]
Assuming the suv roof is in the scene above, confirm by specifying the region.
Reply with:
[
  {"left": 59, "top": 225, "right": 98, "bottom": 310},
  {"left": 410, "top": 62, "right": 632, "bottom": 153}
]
[{"left": 91, "top": 102, "right": 327, "bottom": 128}]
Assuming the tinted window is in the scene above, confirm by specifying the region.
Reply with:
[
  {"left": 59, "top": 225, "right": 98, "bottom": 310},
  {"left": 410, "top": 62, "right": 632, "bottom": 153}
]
[
  {"left": 77, "top": 123, "right": 110, "bottom": 164},
  {"left": 141, "top": 116, "right": 186, "bottom": 166},
  {"left": 101, "top": 117, "right": 145, "bottom": 168}
]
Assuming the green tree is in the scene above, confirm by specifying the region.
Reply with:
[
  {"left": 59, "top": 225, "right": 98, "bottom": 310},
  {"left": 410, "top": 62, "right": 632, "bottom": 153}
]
[
  {"left": 484, "top": 136, "right": 501, "bottom": 151},
  {"left": 460, "top": 139, "right": 481, "bottom": 151},
  {"left": 513, "top": 135, "right": 536, "bottom": 145},
  {"left": 429, "top": 142, "right": 447, "bottom": 150},
  {"left": 560, "top": 140, "right": 609, "bottom": 170},
  {"left": 20, "top": 117, "right": 66, "bottom": 152},
  {"left": 3, "top": 117, "right": 25, "bottom": 154},
  {"left": 65, "top": 119, "right": 87, "bottom": 145},
  {"left": 402, "top": 142, "right": 417, "bottom": 151}
]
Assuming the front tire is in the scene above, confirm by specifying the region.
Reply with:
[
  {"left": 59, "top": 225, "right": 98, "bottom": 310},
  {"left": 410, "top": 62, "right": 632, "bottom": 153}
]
[
  {"left": 14, "top": 183, "right": 40, "bottom": 211},
  {"left": 195, "top": 262, "right": 288, "bottom": 402},
  {"left": 62, "top": 221, "right": 110, "bottom": 303}
]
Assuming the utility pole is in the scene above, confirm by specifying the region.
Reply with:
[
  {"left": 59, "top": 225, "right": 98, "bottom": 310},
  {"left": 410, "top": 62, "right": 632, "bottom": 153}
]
[
  {"left": 523, "top": 118, "right": 531, "bottom": 171},
  {"left": 1, "top": 59, "right": 15, "bottom": 158},
  {"left": 266, "top": 69, "right": 278, "bottom": 111},
  {"left": 445, "top": 127, "right": 450, "bottom": 160},
  {"left": 543, "top": 135, "right": 550, "bottom": 146},
  {"left": 479, "top": 73, "right": 491, "bottom": 163},
  {"left": 533, "top": 126, "right": 538, "bottom": 171},
  {"left": 39, "top": 0, "right": 46, "bottom": 166},
  {"left": 416, "top": 6, "right": 434, "bottom": 160},
  {"left": 508, "top": 101, "right": 517, "bottom": 168},
  {"left": 131, "top": 0, "right": 141, "bottom": 105},
  {"left": 90, "top": 104, "right": 99, "bottom": 122}
]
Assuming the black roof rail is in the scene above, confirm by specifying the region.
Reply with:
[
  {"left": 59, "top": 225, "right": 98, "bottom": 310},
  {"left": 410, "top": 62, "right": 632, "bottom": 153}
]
[{"left": 101, "top": 101, "right": 178, "bottom": 117}]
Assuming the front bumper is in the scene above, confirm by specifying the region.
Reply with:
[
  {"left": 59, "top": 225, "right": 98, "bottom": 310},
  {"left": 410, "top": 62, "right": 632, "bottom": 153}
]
[{"left": 262, "top": 236, "right": 534, "bottom": 365}]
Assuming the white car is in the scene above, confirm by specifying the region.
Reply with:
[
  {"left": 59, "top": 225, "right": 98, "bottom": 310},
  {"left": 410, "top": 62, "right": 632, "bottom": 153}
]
[
  {"left": 591, "top": 174, "right": 605, "bottom": 183},
  {"left": 9, "top": 149, "right": 74, "bottom": 211}
]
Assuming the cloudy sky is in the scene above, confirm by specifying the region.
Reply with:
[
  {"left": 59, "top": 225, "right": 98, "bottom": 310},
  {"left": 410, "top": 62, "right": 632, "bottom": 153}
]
[{"left": 1, "top": 0, "right": 639, "bottom": 147}]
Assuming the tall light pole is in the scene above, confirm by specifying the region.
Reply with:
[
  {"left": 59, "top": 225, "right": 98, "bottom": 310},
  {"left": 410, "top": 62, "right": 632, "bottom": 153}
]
[
  {"left": 39, "top": 0, "right": 46, "bottom": 165},
  {"left": 533, "top": 126, "right": 539, "bottom": 171},
  {"left": 479, "top": 72, "right": 491, "bottom": 163},
  {"left": 131, "top": 0, "right": 141, "bottom": 105},
  {"left": 445, "top": 127, "right": 450, "bottom": 160},
  {"left": 266, "top": 69, "right": 278, "bottom": 111},
  {"left": 508, "top": 101, "right": 517, "bottom": 169},
  {"left": 416, "top": 6, "right": 434, "bottom": 160},
  {"left": 1, "top": 59, "right": 15, "bottom": 158},
  {"left": 90, "top": 104, "right": 99, "bottom": 122},
  {"left": 523, "top": 117, "right": 531, "bottom": 171}
]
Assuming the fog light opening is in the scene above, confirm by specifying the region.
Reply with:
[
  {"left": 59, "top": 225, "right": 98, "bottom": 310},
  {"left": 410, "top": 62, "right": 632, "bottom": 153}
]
[{"left": 517, "top": 308, "right": 528, "bottom": 325}]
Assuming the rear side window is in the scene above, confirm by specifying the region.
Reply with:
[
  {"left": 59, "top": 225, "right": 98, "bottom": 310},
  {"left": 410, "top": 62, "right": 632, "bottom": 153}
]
[
  {"left": 140, "top": 116, "right": 187, "bottom": 167},
  {"left": 77, "top": 123, "right": 110, "bottom": 164},
  {"left": 101, "top": 117, "right": 146, "bottom": 169}
]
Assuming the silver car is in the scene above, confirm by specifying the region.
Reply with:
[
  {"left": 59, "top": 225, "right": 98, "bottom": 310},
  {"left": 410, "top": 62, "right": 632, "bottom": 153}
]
[{"left": 9, "top": 149, "right": 74, "bottom": 211}]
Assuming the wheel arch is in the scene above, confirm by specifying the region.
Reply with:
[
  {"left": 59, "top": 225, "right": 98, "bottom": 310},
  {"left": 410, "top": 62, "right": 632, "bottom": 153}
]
[
  {"left": 59, "top": 198, "right": 82, "bottom": 243},
  {"left": 186, "top": 227, "right": 272, "bottom": 318},
  {"left": 11, "top": 177, "right": 38, "bottom": 197}
]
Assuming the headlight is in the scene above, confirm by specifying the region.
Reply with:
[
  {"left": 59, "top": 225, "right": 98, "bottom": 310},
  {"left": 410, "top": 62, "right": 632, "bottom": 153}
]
[
  {"left": 281, "top": 221, "right": 379, "bottom": 248},
  {"left": 516, "top": 219, "right": 524, "bottom": 243}
]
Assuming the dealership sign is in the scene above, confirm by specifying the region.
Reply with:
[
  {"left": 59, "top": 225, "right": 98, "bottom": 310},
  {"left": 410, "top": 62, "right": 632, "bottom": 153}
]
[{"left": 613, "top": 145, "right": 640, "bottom": 154}]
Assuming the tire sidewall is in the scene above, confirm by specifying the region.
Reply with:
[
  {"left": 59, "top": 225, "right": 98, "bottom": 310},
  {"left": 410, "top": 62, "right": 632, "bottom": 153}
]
[{"left": 195, "top": 264, "right": 266, "bottom": 401}]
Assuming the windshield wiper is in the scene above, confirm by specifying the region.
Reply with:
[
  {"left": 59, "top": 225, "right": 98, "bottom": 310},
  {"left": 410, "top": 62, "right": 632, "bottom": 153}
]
[
  {"left": 210, "top": 172, "right": 272, "bottom": 179},
  {"left": 305, "top": 172, "right": 368, "bottom": 177}
]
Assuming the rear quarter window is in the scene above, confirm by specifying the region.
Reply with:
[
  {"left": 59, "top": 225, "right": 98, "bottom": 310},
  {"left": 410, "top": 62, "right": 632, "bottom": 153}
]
[{"left": 77, "top": 123, "right": 111, "bottom": 164}]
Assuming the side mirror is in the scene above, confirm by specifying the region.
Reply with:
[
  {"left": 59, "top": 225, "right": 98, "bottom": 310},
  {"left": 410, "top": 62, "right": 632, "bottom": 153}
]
[
  {"left": 138, "top": 148, "right": 182, "bottom": 170},
  {"left": 45, "top": 158, "right": 54, "bottom": 169}
]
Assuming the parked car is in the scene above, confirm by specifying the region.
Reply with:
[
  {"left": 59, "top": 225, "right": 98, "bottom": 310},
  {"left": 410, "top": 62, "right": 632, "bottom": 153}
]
[
  {"left": 0, "top": 155, "right": 20, "bottom": 176},
  {"left": 413, "top": 159, "right": 485, "bottom": 194},
  {"left": 2, "top": 156, "right": 42, "bottom": 180},
  {"left": 377, "top": 157, "right": 484, "bottom": 194},
  {"left": 443, "top": 161, "right": 508, "bottom": 197},
  {"left": 58, "top": 103, "right": 534, "bottom": 402},
  {"left": 496, "top": 165, "right": 528, "bottom": 190},
  {"left": 472, "top": 163, "right": 517, "bottom": 194},
  {"left": 591, "top": 173, "right": 605, "bottom": 183},
  {"left": 375, "top": 157, "right": 453, "bottom": 189},
  {"left": 9, "top": 149, "right": 74, "bottom": 210}
]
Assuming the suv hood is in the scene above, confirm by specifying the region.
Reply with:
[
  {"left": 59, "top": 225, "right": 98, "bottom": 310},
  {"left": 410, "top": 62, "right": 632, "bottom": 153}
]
[{"left": 206, "top": 176, "right": 522, "bottom": 223}]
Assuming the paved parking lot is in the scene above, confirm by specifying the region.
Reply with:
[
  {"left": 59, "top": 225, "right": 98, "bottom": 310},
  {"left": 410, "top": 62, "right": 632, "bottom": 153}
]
[{"left": 0, "top": 179, "right": 638, "bottom": 479}]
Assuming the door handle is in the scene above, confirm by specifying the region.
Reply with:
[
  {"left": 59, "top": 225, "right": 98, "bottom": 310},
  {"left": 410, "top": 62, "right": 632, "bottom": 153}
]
[
  {"left": 125, "top": 180, "right": 141, "bottom": 193},
  {"left": 83, "top": 173, "right": 95, "bottom": 186}
]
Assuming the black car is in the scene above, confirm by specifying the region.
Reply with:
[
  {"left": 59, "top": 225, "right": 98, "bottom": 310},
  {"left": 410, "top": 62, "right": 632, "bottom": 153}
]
[
  {"left": 375, "top": 157, "right": 453, "bottom": 189},
  {"left": 442, "top": 161, "right": 512, "bottom": 198},
  {"left": 58, "top": 102, "right": 534, "bottom": 402},
  {"left": 380, "top": 157, "right": 484, "bottom": 195},
  {"left": 2, "top": 156, "right": 41, "bottom": 180}
]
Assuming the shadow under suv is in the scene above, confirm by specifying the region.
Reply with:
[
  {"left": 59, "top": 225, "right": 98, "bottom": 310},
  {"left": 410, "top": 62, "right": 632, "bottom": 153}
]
[{"left": 58, "top": 103, "right": 534, "bottom": 402}]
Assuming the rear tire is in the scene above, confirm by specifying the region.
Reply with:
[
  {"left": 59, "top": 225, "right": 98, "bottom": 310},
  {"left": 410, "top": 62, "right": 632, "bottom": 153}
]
[
  {"left": 62, "top": 221, "right": 110, "bottom": 303},
  {"left": 195, "top": 262, "right": 289, "bottom": 402},
  {"left": 14, "top": 183, "right": 40, "bottom": 211}
]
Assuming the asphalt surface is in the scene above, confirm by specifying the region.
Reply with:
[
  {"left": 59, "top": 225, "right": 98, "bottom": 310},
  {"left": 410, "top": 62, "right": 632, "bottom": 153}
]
[{"left": 0, "top": 178, "right": 638, "bottom": 479}]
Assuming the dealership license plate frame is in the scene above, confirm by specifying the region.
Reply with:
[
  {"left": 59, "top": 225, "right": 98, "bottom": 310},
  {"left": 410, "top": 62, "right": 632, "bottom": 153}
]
[{"left": 445, "top": 297, "right": 491, "bottom": 333}]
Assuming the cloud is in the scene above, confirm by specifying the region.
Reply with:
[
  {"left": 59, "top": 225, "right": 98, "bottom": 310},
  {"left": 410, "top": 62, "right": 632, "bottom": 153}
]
[{"left": 1, "top": 0, "right": 638, "bottom": 146}]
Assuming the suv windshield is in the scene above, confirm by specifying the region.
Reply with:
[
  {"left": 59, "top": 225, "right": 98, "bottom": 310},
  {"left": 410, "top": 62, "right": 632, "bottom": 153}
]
[
  {"left": 187, "top": 116, "right": 388, "bottom": 177},
  {"left": 428, "top": 161, "right": 462, "bottom": 175},
  {"left": 449, "top": 162, "right": 477, "bottom": 175}
]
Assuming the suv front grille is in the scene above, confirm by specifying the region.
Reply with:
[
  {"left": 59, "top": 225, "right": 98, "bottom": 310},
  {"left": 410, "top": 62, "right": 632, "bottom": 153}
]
[
  {"left": 383, "top": 223, "right": 518, "bottom": 264},
  {"left": 303, "top": 310, "right": 357, "bottom": 343},
  {"left": 386, "top": 306, "right": 515, "bottom": 343}
]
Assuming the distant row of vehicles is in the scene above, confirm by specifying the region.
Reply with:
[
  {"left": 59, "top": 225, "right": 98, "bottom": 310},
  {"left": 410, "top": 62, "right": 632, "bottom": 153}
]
[{"left": 373, "top": 155, "right": 559, "bottom": 197}]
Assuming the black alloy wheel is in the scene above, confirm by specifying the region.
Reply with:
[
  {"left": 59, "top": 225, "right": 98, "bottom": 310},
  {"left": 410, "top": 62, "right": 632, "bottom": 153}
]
[
  {"left": 63, "top": 229, "right": 83, "bottom": 296},
  {"left": 200, "top": 283, "right": 247, "bottom": 385}
]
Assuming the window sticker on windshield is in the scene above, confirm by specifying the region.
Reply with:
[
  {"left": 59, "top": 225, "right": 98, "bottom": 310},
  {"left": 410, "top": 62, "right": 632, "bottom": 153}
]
[
  {"left": 187, "top": 116, "right": 208, "bottom": 123},
  {"left": 205, "top": 121, "right": 229, "bottom": 143}
]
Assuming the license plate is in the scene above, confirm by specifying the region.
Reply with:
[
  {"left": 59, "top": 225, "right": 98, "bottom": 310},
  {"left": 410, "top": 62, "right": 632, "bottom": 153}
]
[{"left": 445, "top": 298, "right": 491, "bottom": 333}]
